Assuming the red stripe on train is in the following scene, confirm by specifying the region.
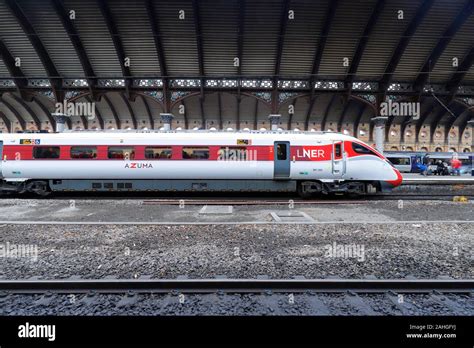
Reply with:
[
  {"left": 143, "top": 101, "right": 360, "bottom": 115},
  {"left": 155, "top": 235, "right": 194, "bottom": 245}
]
[{"left": 2, "top": 141, "right": 383, "bottom": 161}]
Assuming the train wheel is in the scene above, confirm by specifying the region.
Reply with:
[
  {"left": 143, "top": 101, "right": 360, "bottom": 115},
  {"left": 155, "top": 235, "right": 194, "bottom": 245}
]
[
  {"left": 297, "top": 187, "right": 313, "bottom": 199},
  {"left": 27, "top": 181, "right": 51, "bottom": 197},
  {"left": 297, "top": 181, "right": 321, "bottom": 199}
]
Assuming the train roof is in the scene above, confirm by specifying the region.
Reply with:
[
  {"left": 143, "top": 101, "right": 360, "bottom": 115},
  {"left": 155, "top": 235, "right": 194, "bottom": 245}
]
[
  {"left": 0, "top": 129, "right": 357, "bottom": 142},
  {"left": 385, "top": 151, "right": 472, "bottom": 157}
]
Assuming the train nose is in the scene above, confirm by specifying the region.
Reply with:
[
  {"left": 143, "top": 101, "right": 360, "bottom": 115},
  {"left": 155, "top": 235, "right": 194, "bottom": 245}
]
[{"left": 386, "top": 167, "right": 403, "bottom": 187}]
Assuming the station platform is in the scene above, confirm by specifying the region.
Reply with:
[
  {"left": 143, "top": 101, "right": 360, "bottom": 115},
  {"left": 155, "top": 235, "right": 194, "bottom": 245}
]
[{"left": 401, "top": 173, "right": 474, "bottom": 185}]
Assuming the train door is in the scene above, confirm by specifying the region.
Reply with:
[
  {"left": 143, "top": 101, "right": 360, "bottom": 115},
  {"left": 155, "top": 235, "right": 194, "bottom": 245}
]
[
  {"left": 273, "top": 141, "right": 290, "bottom": 179},
  {"left": 0, "top": 140, "right": 3, "bottom": 177},
  {"left": 411, "top": 155, "right": 419, "bottom": 173},
  {"left": 332, "top": 141, "right": 345, "bottom": 177}
]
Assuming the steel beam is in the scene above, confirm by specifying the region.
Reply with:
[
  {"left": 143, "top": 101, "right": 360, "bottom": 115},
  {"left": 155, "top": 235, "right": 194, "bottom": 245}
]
[
  {"left": 0, "top": 97, "right": 26, "bottom": 130},
  {"left": 415, "top": 102, "right": 437, "bottom": 142},
  {"left": 378, "top": 0, "right": 435, "bottom": 97},
  {"left": 236, "top": 96, "right": 241, "bottom": 130},
  {"left": 84, "top": 95, "right": 104, "bottom": 129},
  {"left": 32, "top": 96, "right": 56, "bottom": 130},
  {"left": 103, "top": 94, "right": 121, "bottom": 129},
  {"left": 337, "top": 99, "right": 351, "bottom": 132},
  {"left": 459, "top": 108, "right": 474, "bottom": 139},
  {"left": 97, "top": 0, "right": 132, "bottom": 100},
  {"left": 320, "top": 94, "right": 337, "bottom": 132},
  {"left": 145, "top": 0, "right": 169, "bottom": 116},
  {"left": 253, "top": 98, "right": 258, "bottom": 130},
  {"left": 413, "top": 0, "right": 474, "bottom": 95},
  {"left": 445, "top": 46, "right": 474, "bottom": 102},
  {"left": 199, "top": 96, "right": 205, "bottom": 128},
  {"left": 8, "top": 93, "right": 41, "bottom": 129},
  {"left": 0, "top": 38, "right": 29, "bottom": 99},
  {"left": 346, "top": 0, "right": 385, "bottom": 91},
  {"left": 140, "top": 95, "right": 154, "bottom": 129},
  {"left": 311, "top": 0, "right": 338, "bottom": 77},
  {"left": 428, "top": 105, "right": 447, "bottom": 141},
  {"left": 0, "top": 111, "right": 12, "bottom": 132},
  {"left": 444, "top": 99, "right": 474, "bottom": 140},
  {"left": 271, "top": 0, "right": 290, "bottom": 114},
  {"left": 5, "top": 0, "right": 63, "bottom": 101},
  {"left": 145, "top": 0, "right": 167, "bottom": 77},
  {"left": 274, "top": 0, "right": 290, "bottom": 77},
  {"left": 237, "top": 0, "right": 245, "bottom": 77},
  {"left": 288, "top": 97, "right": 296, "bottom": 130},
  {"left": 192, "top": 0, "right": 204, "bottom": 77},
  {"left": 428, "top": 100, "right": 470, "bottom": 142},
  {"left": 192, "top": 0, "right": 205, "bottom": 124},
  {"left": 353, "top": 103, "right": 367, "bottom": 137},
  {"left": 304, "top": 96, "right": 318, "bottom": 130},
  {"left": 217, "top": 92, "right": 222, "bottom": 129},
  {"left": 182, "top": 99, "right": 188, "bottom": 129},
  {"left": 120, "top": 92, "right": 137, "bottom": 129},
  {"left": 51, "top": 0, "right": 98, "bottom": 100}
]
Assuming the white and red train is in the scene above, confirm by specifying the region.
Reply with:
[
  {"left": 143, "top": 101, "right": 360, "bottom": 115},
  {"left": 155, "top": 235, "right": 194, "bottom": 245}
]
[{"left": 0, "top": 130, "right": 402, "bottom": 197}]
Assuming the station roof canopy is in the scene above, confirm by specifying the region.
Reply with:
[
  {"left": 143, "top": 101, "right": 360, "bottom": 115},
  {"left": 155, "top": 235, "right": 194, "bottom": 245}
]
[{"left": 0, "top": 0, "right": 473, "bottom": 138}]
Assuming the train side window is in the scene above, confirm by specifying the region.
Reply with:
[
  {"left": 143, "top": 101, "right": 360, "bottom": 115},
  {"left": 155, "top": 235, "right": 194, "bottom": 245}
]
[
  {"left": 33, "top": 146, "right": 60, "bottom": 159},
  {"left": 108, "top": 146, "right": 135, "bottom": 160},
  {"left": 182, "top": 147, "right": 209, "bottom": 160},
  {"left": 352, "top": 142, "right": 376, "bottom": 155},
  {"left": 335, "top": 143, "right": 342, "bottom": 157},
  {"left": 70, "top": 146, "right": 97, "bottom": 159},
  {"left": 145, "top": 147, "right": 172, "bottom": 159},
  {"left": 277, "top": 144, "right": 287, "bottom": 160},
  {"left": 388, "top": 157, "right": 410, "bottom": 165}
]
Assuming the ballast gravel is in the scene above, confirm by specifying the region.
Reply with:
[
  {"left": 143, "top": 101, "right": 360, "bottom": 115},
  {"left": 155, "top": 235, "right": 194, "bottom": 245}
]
[{"left": 0, "top": 222, "right": 471, "bottom": 280}]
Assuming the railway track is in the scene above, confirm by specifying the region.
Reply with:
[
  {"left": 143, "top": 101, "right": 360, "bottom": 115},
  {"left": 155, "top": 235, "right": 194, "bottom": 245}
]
[
  {"left": 2, "top": 193, "right": 470, "bottom": 203},
  {"left": 2, "top": 278, "right": 472, "bottom": 316},
  {"left": 140, "top": 194, "right": 473, "bottom": 205},
  {"left": 0, "top": 278, "right": 472, "bottom": 294}
]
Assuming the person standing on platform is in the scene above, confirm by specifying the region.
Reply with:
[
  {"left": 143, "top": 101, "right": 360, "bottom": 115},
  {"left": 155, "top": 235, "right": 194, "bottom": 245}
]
[{"left": 450, "top": 153, "right": 462, "bottom": 176}]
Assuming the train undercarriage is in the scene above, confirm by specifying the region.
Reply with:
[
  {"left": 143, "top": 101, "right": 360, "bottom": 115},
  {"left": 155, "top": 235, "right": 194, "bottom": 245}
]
[{"left": 0, "top": 179, "right": 382, "bottom": 198}]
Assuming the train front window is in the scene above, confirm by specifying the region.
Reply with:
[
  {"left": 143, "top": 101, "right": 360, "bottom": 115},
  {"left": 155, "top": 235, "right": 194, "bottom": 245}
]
[
  {"left": 33, "top": 146, "right": 60, "bottom": 159},
  {"left": 145, "top": 147, "right": 172, "bottom": 159},
  {"left": 108, "top": 147, "right": 135, "bottom": 160},
  {"left": 71, "top": 146, "right": 97, "bottom": 159},
  {"left": 352, "top": 142, "right": 376, "bottom": 156},
  {"left": 182, "top": 147, "right": 209, "bottom": 159}
]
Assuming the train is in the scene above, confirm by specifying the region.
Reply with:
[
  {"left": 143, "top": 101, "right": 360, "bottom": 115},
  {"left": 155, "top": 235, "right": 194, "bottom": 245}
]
[
  {"left": 0, "top": 130, "right": 402, "bottom": 197},
  {"left": 385, "top": 151, "right": 474, "bottom": 174}
]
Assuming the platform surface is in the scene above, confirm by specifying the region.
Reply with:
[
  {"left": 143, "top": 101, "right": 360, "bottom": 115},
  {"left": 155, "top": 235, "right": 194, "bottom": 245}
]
[{"left": 401, "top": 173, "right": 474, "bottom": 185}]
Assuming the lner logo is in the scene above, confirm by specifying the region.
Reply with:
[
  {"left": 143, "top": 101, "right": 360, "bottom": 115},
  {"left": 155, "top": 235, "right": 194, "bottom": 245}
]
[{"left": 292, "top": 146, "right": 331, "bottom": 161}]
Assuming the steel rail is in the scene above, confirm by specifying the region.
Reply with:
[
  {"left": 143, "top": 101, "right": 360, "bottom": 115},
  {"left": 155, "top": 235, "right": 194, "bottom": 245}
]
[
  {"left": 0, "top": 279, "right": 472, "bottom": 294},
  {"left": 0, "top": 194, "right": 472, "bottom": 202},
  {"left": 140, "top": 195, "right": 473, "bottom": 205}
]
